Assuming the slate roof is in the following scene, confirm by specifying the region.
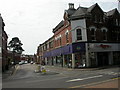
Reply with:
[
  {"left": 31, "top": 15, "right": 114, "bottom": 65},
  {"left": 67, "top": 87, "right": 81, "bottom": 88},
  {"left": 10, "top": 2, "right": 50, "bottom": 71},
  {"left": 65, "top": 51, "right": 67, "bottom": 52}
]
[
  {"left": 53, "top": 20, "right": 64, "bottom": 33},
  {"left": 53, "top": 8, "right": 76, "bottom": 33},
  {"left": 70, "top": 3, "right": 104, "bottom": 20},
  {"left": 87, "top": 3, "right": 98, "bottom": 12},
  {"left": 72, "top": 6, "right": 88, "bottom": 17},
  {"left": 65, "top": 8, "right": 76, "bottom": 17},
  {"left": 106, "top": 8, "right": 118, "bottom": 16}
]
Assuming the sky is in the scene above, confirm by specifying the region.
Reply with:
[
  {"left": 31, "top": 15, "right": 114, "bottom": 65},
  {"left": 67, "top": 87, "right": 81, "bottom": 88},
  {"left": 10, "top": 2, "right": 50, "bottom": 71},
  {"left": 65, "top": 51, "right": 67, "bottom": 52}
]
[{"left": 0, "top": 0, "right": 119, "bottom": 55}]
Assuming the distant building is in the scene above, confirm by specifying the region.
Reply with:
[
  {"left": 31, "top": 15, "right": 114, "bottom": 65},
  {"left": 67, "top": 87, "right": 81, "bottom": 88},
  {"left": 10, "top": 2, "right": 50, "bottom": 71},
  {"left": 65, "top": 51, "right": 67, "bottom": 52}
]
[{"left": 37, "top": 3, "right": 120, "bottom": 68}]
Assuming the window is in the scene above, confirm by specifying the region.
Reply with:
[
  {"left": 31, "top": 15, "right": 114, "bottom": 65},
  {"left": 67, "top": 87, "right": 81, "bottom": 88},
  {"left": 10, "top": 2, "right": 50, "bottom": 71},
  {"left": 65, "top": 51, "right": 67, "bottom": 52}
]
[
  {"left": 101, "top": 27, "right": 108, "bottom": 41},
  {"left": 116, "top": 19, "right": 118, "bottom": 26},
  {"left": 76, "top": 29, "right": 82, "bottom": 40},
  {"left": 60, "top": 37, "right": 62, "bottom": 46},
  {"left": 65, "top": 30, "right": 69, "bottom": 43},
  {"left": 89, "top": 26, "right": 96, "bottom": 41},
  {"left": 103, "top": 29, "right": 107, "bottom": 41},
  {"left": 91, "top": 28, "right": 96, "bottom": 40},
  {"left": 66, "top": 32, "right": 69, "bottom": 43},
  {"left": 99, "top": 15, "right": 103, "bottom": 23},
  {"left": 93, "top": 15, "right": 97, "bottom": 22}
]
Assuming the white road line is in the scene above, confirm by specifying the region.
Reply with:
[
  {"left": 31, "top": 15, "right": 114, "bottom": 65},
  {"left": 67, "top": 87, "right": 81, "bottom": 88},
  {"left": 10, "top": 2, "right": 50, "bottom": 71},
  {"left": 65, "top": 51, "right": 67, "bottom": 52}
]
[{"left": 66, "top": 75, "right": 103, "bottom": 82}]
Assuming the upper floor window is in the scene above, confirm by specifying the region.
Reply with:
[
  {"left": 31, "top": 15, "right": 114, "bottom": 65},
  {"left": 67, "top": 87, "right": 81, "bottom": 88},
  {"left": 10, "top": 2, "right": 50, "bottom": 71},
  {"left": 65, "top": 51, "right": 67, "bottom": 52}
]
[
  {"left": 76, "top": 29, "right": 82, "bottom": 40},
  {"left": 89, "top": 26, "right": 96, "bottom": 41},
  {"left": 65, "top": 30, "right": 69, "bottom": 43},
  {"left": 115, "top": 19, "right": 119, "bottom": 26},
  {"left": 101, "top": 27, "right": 108, "bottom": 41}
]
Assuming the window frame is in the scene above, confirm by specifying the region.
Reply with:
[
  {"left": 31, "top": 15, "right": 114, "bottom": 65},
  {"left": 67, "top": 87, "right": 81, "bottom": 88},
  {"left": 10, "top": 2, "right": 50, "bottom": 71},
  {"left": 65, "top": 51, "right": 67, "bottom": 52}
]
[
  {"left": 76, "top": 28, "right": 82, "bottom": 41},
  {"left": 89, "top": 26, "right": 96, "bottom": 41}
]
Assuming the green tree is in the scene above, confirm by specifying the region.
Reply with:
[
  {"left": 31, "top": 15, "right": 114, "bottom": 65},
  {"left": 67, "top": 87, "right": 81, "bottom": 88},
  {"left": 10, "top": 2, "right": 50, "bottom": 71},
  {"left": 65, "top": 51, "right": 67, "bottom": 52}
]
[
  {"left": 8, "top": 37, "right": 24, "bottom": 64},
  {"left": 8, "top": 37, "right": 24, "bottom": 54}
]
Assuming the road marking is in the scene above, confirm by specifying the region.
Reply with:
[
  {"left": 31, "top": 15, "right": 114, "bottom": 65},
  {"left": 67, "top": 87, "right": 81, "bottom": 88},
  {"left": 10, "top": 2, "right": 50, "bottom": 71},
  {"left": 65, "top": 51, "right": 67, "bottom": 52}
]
[
  {"left": 69, "top": 77, "right": 120, "bottom": 88},
  {"left": 66, "top": 75, "right": 103, "bottom": 82}
]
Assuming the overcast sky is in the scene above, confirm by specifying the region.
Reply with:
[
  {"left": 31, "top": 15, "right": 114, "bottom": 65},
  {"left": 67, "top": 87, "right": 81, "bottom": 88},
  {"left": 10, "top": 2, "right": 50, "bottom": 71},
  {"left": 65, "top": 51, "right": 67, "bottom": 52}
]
[{"left": 0, "top": 0, "right": 119, "bottom": 55}]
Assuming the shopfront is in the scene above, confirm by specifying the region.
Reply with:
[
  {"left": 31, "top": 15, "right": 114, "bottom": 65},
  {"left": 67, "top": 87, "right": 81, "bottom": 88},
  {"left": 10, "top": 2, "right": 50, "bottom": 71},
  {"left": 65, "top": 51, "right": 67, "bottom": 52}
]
[
  {"left": 43, "top": 42, "right": 86, "bottom": 68},
  {"left": 88, "top": 43, "right": 120, "bottom": 67}
]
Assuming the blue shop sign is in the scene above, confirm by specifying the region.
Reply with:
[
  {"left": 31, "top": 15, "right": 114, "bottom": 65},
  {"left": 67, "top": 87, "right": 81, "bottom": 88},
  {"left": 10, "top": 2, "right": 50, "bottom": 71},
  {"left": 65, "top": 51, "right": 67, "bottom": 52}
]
[{"left": 72, "top": 43, "right": 85, "bottom": 53}]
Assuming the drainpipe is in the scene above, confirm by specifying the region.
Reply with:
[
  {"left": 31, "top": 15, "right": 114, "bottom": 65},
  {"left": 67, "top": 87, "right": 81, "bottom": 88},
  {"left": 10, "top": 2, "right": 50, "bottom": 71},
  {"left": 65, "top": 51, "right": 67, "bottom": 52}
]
[{"left": 86, "top": 43, "right": 90, "bottom": 67}]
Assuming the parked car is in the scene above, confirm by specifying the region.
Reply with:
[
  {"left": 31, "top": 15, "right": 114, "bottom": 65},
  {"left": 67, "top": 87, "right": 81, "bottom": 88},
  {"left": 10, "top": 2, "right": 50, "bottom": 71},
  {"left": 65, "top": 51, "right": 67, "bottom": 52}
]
[
  {"left": 19, "top": 61, "right": 23, "bottom": 65},
  {"left": 24, "top": 61, "right": 28, "bottom": 64},
  {"left": 19, "top": 60, "right": 24, "bottom": 65},
  {"left": 30, "top": 61, "right": 33, "bottom": 64}
]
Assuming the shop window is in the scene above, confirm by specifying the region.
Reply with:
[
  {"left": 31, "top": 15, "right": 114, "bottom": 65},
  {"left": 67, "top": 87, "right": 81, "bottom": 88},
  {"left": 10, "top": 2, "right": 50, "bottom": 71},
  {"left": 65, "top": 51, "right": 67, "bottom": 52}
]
[{"left": 76, "top": 29, "right": 82, "bottom": 40}]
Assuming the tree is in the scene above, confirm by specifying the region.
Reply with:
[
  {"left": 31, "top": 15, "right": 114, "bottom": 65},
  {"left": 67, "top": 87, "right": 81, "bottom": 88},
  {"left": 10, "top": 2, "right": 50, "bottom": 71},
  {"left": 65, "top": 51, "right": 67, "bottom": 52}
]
[
  {"left": 8, "top": 37, "right": 24, "bottom": 54},
  {"left": 8, "top": 37, "right": 24, "bottom": 64}
]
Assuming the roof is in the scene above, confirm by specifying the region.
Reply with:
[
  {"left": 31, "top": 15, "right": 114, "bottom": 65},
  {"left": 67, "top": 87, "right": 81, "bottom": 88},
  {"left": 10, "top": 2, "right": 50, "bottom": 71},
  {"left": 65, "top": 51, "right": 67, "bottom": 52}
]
[
  {"left": 70, "top": 3, "right": 104, "bottom": 20},
  {"left": 53, "top": 20, "right": 64, "bottom": 33},
  {"left": 106, "top": 8, "right": 118, "bottom": 16},
  {"left": 87, "top": 3, "right": 98, "bottom": 12},
  {"left": 72, "top": 6, "right": 88, "bottom": 17},
  {"left": 65, "top": 8, "right": 76, "bottom": 17}
]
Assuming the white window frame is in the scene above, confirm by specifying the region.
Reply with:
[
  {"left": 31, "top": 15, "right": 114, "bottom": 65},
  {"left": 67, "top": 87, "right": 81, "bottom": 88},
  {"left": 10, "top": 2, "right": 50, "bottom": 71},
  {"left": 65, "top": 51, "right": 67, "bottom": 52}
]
[{"left": 76, "top": 28, "right": 82, "bottom": 41}]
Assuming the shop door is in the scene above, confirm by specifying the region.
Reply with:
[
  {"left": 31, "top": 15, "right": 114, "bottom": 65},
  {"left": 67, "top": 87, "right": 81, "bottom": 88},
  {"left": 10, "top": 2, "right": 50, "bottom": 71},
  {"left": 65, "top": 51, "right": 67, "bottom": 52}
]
[{"left": 97, "top": 52, "right": 109, "bottom": 67}]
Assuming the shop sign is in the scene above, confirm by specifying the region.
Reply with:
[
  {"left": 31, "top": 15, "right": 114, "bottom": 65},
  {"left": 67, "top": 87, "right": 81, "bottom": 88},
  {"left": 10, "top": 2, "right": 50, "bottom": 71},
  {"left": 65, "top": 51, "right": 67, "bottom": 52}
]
[
  {"left": 96, "top": 44, "right": 111, "bottom": 49},
  {"left": 76, "top": 46, "right": 81, "bottom": 50}
]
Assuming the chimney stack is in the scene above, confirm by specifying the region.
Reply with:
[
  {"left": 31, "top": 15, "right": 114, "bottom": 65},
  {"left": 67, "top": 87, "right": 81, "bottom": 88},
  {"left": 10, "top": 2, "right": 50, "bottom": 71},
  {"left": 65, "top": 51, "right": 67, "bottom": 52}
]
[{"left": 69, "top": 3, "right": 74, "bottom": 9}]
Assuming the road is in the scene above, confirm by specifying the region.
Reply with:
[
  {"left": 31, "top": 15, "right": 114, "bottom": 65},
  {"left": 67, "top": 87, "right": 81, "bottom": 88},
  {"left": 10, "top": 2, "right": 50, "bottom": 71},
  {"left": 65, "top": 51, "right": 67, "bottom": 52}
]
[{"left": 2, "top": 64, "right": 120, "bottom": 88}]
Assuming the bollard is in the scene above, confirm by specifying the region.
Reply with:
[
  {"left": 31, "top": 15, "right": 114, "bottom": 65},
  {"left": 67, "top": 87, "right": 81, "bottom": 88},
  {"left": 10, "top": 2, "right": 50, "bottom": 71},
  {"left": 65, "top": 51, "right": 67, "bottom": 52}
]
[{"left": 41, "top": 65, "right": 46, "bottom": 74}]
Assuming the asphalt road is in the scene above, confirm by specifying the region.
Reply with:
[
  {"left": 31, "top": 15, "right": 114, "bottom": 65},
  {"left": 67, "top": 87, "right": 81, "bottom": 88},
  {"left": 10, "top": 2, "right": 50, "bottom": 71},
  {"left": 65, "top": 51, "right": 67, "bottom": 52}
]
[{"left": 2, "top": 64, "right": 120, "bottom": 88}]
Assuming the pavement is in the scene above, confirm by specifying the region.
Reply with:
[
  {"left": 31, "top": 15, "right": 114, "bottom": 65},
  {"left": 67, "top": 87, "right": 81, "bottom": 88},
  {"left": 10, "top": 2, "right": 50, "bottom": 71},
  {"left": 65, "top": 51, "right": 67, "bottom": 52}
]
[
  {"left": 2, "top": 65, "right": 18, "bottom": 79},
  {"left": 85, "top": 78, "right": 120, "bottom": 88}
]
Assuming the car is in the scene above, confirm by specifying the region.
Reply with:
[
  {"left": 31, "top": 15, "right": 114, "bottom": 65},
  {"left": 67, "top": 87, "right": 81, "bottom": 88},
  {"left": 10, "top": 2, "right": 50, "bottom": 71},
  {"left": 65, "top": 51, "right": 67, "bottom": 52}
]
[
  {"left": 24, "top": 61, "right": 28, "bottom": 64},
  {"left": 19, "top": 60, "right": 24, "bottom": 65},
  {"left": 30, "top": 61, "right": 33, "bottom": 64},
  {"left": 19, "top": 61, "right": 23, "bottom": 65}
]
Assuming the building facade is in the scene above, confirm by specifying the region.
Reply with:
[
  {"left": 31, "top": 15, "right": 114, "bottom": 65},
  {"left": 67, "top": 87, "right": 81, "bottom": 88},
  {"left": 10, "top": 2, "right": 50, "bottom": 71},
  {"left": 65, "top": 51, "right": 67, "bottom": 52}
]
[
  {"left": 37, "top": 3, "right": 120, "bottom": 68},
  {"left": 0, "top": 15, "right": 8, "bottom": 72}
]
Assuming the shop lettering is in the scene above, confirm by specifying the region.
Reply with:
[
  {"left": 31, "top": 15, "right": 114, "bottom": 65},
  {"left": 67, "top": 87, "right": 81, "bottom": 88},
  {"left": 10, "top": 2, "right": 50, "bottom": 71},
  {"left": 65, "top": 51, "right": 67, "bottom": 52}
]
[{"left": 96, "top": 44, "right": 111, "bottom": 49}]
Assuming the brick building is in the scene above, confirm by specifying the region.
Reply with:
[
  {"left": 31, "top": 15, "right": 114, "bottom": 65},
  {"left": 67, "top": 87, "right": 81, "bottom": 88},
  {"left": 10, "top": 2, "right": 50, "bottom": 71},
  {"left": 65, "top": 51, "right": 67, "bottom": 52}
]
[
  {"left": 0, "top": 14, "right": 8, "bottom": 72},
  {"left": 37, "top": 3, "right": 120, "bottom": 68}
]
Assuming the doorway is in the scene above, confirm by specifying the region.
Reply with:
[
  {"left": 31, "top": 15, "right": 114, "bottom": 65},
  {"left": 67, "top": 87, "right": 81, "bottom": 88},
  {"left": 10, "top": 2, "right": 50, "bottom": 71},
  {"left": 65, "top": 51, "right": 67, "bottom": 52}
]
[{"left": 97, "top": 52, "right": 109, "bottom": 67}]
